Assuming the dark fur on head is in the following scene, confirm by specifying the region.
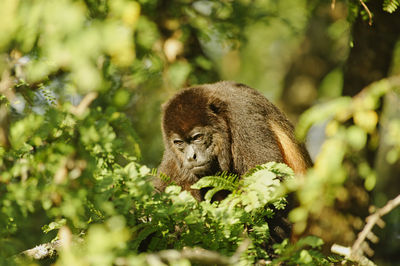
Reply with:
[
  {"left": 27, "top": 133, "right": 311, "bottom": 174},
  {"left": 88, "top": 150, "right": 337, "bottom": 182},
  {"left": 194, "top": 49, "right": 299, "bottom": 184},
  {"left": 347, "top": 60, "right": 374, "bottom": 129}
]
[{"left": 162, "top": 88, "right": 227, "bottom": 139}]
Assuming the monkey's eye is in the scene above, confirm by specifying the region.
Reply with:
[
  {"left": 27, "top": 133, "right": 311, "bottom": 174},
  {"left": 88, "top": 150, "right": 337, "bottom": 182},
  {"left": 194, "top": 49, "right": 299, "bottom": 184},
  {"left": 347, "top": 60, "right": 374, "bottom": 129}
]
[
  {"left": 192, "top": 133, "right": 204, "bottom": 142},
  {"left": 173, "top": 139, "right": 185, "bottom": 148}
]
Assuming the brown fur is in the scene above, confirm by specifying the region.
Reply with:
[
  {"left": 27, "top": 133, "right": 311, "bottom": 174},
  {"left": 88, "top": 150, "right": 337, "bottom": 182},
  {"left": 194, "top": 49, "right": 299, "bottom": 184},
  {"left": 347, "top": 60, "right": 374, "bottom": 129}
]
[{"left": 270, "top": 120, "right": 310, "bottom": 175}]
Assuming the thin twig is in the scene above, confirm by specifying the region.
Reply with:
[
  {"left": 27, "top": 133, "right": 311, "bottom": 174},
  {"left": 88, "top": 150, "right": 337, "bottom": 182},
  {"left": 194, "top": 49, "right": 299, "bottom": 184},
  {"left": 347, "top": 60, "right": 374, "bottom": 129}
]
[
  {"left": 352, "top": 194, "right": 400, "bottom": 251},
  {"left": 359, "top": 0, "right": 373, "bottom": 26},
  {"left": 0, "top": 70, "right": 15, "bottom": 101},
  {"left": 230, "top": 238, "right": 251, "bottom": 263},
  {"left": 70, "top": 92, "right": 98, "bottom": 116}
]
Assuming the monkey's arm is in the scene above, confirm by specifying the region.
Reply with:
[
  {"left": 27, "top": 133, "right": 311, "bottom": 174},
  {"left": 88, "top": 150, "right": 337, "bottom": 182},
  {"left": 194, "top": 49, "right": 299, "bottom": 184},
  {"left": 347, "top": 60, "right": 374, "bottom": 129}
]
[
  {"left": 156, "top": 151, "right": 203, "bottom": 201},
  {"left": 154, "top": 152, "right": 175, "bottom": 192}
]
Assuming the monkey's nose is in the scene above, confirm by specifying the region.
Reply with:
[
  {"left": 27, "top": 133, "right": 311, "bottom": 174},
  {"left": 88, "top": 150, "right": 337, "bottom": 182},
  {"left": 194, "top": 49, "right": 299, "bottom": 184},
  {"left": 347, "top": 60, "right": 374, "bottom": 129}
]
[
  {"left": 187, "top": 153, "right": 197, "bottom": 162},
  {"left": 186, "top": 146, "right": 197, "bottom": 162}
]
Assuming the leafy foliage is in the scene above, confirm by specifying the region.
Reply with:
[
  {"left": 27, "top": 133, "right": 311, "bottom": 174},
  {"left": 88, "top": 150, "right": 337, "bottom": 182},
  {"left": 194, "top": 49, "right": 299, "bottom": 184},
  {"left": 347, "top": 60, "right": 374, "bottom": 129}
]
[
  {"left": 293, "top": 77, "right": 400, "bottom": 233},
  {"left": 0, "top": 103, "right": 141, "bottom": 254},
  {"left": 1, "top": 109, "right": 334, "bottom": 265},
  {"left": 193, "top": 163, "right": 294, "bottom": 204},
  {"left": 272, "top": 236, "right": 334, "bottom": 265},
  {"left": 191, "top": 171, "right": 240, "bottom": 201},
  {"left": 383, "top": 0, "right": 400, "bottom": 13}
]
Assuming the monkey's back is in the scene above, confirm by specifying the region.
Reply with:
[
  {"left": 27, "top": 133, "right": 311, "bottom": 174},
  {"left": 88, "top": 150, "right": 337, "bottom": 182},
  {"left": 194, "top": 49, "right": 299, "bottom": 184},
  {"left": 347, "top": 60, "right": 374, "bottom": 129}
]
[{"left": 196, "top": 81, "right": 295, "bottom": 174}]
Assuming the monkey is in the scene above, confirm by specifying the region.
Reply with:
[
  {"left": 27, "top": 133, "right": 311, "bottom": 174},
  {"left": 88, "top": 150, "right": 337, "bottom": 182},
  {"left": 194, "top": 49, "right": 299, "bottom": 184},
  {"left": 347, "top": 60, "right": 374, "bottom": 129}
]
[
  {"left": 154, "top": 81, "right": 312, "bottom": 201},
  {"left": 153, "top": 81, "right": 313, "bottom": 245}
]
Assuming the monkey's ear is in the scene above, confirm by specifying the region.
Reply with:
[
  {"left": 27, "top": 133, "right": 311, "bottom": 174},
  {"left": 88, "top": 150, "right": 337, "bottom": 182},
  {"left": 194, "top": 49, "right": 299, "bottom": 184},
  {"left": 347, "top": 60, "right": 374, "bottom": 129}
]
[{"left": 208, "top": 98, "right": 226, "bottom": 115}]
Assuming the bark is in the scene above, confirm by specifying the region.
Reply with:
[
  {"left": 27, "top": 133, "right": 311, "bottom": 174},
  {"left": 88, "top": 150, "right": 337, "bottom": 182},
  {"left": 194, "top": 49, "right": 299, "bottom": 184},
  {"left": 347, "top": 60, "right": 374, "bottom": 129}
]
[{"left": 343, "top": 2, "right": 400, "bottom": 96}]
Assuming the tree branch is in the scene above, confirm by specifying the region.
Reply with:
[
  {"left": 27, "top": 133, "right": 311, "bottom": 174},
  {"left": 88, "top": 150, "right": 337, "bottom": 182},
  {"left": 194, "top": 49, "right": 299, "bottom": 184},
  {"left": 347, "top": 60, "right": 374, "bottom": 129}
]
[
  {"left": 146, "top": 238, "right": 251, "bottom": 265},
  {"left": 21, "top": 240, "right": 61, "bottom": 260},
  {"left": 21, "top": 237, "right": 251, "bottom": 265},
  {"left": 331, "top": 194, "right": 400, "bottom": 265}
]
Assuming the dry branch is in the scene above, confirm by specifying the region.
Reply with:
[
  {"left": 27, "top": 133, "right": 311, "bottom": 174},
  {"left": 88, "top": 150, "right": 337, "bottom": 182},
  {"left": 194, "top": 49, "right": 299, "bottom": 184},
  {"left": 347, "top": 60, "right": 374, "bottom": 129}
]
[
  {"left": 21, "top": 240, "right": 61, "bottom": 260},
  {"left": 331, "top": 194, "right": 400, "bottom": 265}
]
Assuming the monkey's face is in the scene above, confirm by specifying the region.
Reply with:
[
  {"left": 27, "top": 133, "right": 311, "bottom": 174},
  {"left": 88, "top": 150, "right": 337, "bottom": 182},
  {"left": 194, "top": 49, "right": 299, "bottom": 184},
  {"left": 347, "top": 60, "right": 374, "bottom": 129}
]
[
  {"left": 170, "top": 127, "right": 219, "bottom": 176},
  {"left": 162, "top": 87, "right": 232, "bottom": 179}
]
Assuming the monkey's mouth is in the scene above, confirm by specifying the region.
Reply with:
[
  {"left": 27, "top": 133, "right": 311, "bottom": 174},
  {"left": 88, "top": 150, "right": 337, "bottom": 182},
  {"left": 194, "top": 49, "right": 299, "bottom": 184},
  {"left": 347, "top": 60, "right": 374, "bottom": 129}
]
[{"left": 190, "top": 164, "right": 210, "bottom": 174}]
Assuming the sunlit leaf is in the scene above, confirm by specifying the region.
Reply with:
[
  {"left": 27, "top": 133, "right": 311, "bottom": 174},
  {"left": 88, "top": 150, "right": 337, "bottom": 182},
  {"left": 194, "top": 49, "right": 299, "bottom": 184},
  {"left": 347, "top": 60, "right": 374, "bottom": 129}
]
[{"left": 354, "top": 110, "right": 378, "bottom": 133}]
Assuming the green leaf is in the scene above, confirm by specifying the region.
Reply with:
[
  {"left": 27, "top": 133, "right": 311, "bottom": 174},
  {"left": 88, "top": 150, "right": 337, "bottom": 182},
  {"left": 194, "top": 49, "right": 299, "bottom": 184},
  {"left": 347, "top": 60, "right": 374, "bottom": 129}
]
[
  {"left": 296, "top": 236, "right": 324, "bottom": 249},
  {"left": 346, "top": 125, "right": 367, "bottom": 150},
  {"left": 299, "top": 250, "right": 313, "bottom": 264},
  {"left": 383, "top": 0, "right": 400, "bottom": 13},
  {"left": 191, "top": 173, "right": 239, "bottom": 192}
]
